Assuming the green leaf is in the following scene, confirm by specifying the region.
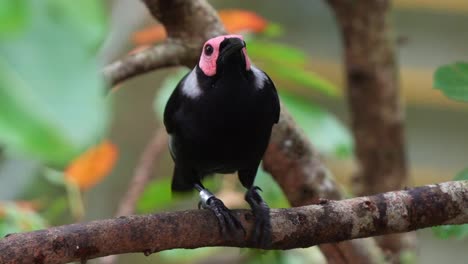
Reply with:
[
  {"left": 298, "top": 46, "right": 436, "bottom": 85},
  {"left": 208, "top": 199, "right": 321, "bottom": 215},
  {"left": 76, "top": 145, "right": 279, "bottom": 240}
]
[
  {"left": 46, "top": 0, "right": 107, "bottom": 52},
  {"left": 245, "top": 250, "right": 286, "bottom": 264},
  {"left": 0, "top": 202, "right": 47, "bottom": 237},
  {"left": 137, "top": 175, "right": 222, "bottom": 213},
  {"left": 454, "top": 168, "right": 468, "bottom": 181},
  {"left": 248, "top": 40, "right": 338, "bottom": 96},
  {"left": 261, "top": 23, "right": 284, "bottom": 38},
  {"left": 248, "top": 41, "right": 307, "bottom": 66},
  {"left": 0, "top": 0, "right": 28, "bottom": 36},
  {"left": 160, "top": 248, "right": 223, "bottom": 262},
  {"left": 137, "top": 177, "right": 174, "bottom": 213},
  {"left": 41, "top": 197, "right": 68, "bottom": 224},
  {"left": 153, "top": 68, "right": 190, "bottom": 120},
  {"left": 432, "top": 224, "right": 468, "bottom": 240},
  {"left": 434, "top": 62, "right": 468, "bottom": 102},
  {"left": 280, "top": 92, "right": 353, "bottom": 158},
  {"left": 270, "top": 64, "right": 338, "bottom": 96},
  {"left": 0, "top": 0, "right": 109, "bottom": 166},
  {"left": 255, "top": 167, "right": 289, "bottom": 208}
]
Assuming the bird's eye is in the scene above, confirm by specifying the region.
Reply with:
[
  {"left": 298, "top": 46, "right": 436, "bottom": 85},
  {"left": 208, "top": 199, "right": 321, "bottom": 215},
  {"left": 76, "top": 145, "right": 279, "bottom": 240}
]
[{"left": 204, "top": 44, "right": 214, "bottom": 56}]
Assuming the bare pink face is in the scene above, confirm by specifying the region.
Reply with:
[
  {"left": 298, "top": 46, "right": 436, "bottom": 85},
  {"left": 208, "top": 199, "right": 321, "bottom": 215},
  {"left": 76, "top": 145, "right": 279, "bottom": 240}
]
[{"left": 198, "top": 34, "right": 251, "bottom": 76}]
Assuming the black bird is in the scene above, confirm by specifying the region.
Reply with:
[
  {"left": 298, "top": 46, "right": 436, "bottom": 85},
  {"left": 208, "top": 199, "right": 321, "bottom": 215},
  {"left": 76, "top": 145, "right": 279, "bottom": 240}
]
[{"left": 163, "top": 35, "right": 280, "bottom": 246}]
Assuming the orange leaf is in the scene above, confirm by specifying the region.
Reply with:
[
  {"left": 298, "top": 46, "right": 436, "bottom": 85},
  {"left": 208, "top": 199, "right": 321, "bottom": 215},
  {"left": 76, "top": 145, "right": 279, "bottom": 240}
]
[
  {"left": 131, "top": 9, "right": 268, "bottom": 45},
  {"left": 132, "top": 25, "right": 167, "bottom": 46},
  {"left": 65, "top": 140, "right": 118, "bottom": 190},
  {"left": 219, "top": 9, "right": 268, "bottom": 34}
]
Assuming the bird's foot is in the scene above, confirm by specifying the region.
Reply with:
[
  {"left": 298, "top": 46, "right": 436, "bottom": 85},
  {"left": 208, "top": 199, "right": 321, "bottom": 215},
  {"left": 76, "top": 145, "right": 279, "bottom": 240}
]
[
  {"left": 198, "top": 189, "right": 245, "bottom": 239},
  {"left": 245, "top": 186, "right": 272, "bottom": 248}
]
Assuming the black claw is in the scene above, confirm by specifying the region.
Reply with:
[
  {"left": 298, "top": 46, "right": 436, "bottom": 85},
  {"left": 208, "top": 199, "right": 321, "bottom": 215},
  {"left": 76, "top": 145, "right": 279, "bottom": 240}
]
[
  {"left": 245, "top": 186, "right": 272, "bottom": 248},
  {"left": 203, "top": 197, "right": 245, "bottom": 239},
  {"left": 253, "top": 186, "right": 263, "bottom": 192}
]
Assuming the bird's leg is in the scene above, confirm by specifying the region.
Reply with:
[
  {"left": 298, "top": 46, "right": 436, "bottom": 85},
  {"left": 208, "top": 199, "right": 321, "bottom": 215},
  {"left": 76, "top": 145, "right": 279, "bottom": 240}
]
[
  {"left": 195, "top": 183, "right": 244, "bottom": 239},
  {"left": 245, "top": 186, "right": 271, "bottom": 247}
]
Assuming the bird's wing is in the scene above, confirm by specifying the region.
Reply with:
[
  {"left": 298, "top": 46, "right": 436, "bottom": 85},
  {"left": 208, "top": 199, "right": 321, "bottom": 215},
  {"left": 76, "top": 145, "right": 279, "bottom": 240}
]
[
  {"left": 163, "top": 71, "right": 190, "bottom": 134},
  {"left": 252, "top": 66, "right": 281, "bottom": 124},
  {"left": 266, "top": 74, "right": 281, "bottom": 124}
]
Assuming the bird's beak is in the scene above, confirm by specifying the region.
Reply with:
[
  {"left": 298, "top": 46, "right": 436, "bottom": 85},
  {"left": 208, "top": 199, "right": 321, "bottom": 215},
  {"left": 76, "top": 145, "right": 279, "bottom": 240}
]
[{"left": 219, "top": 38, "right": 246, "bottom": 61}]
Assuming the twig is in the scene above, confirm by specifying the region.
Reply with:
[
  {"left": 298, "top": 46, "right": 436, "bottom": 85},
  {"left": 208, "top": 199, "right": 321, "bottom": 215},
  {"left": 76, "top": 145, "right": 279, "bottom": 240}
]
[
  {"left": 103, "top": 42, "right": 185, "bottom": 86},
  {"left": 115, "top": 128, "right": 168, "bottom": 217},
  {"left": 1, "top": 181, "right": 466, "bottom": 264}
]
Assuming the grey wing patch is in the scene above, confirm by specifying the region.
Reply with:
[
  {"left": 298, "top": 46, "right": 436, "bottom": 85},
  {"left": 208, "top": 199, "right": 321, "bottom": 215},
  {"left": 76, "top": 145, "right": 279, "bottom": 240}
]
[
  {"left": 251, "top": 66, "right": 268, "bottom": 90},
  {"left": 168, "top": 134, "right": 177, "bottom": 161}
]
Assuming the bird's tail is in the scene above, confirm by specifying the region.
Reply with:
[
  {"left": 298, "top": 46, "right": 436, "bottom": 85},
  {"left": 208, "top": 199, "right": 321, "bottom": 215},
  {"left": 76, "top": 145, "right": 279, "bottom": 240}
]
[{"left": 171, "top": 165, "right": 195, "bottom": 192}]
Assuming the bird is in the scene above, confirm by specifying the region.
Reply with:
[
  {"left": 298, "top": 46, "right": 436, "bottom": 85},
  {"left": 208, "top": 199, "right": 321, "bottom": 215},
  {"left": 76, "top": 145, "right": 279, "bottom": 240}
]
[{"left": 163, "top": 34, "right": 280, "bottom": 246}]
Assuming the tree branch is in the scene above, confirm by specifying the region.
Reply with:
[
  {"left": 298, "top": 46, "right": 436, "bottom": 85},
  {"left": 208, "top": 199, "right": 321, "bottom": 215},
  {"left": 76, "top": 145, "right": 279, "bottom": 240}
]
[
  {"left": 1, "top": 181, "right": 466, "bottom": 264},
  {"left": 103, "top": 42, "right": 185, "bottom": 86}
]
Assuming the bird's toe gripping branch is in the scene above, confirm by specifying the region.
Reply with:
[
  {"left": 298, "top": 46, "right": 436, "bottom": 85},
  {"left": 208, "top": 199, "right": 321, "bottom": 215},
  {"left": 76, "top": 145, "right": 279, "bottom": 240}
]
[
  {"left": 198, "top": 188, "right": 245, "bottom": 239},
  {"left": 245, "top": 186, "right": 272, "bottom": 248}
]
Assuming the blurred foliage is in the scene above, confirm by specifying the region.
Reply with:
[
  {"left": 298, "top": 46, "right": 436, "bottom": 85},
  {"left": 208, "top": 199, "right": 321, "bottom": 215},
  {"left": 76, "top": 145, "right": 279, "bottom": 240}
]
[
  {"left": 65, "top": 140, "right": 118, "bottom": 190},
  {"left": 0, "top": 0, "right": 109, "bottom": 166},
  {"left": 453, "top": 168, "right": 468, "bottom": 181},
  {"left": 248, "top": 40, "right": 338, "bottom": 96},
  {"left": 255, "top": 167, "right": 289, "bottom": 208},
  {"left": 434, "top": 61, "right": 468, "bottom": 102},
  {"left": 138, "top": 174, "right": 222, "bottom": 213},
  {"left": 0, "top": 0, "right": 113, "bottom": 236},
  {"left": 159, "top": 248, "right": 225, "bottom": 263},
  {"left": 281, "top": 92, "right": 352, "bottom": 157},
  {"left": 137, "top": 177, "right": 174, "bottom": 212},
  {"left": 0, "top": 0, "right": 28, "bottom": 36},
  {"left": 0, "top": 202, "right": 46, "bottom": 237}
]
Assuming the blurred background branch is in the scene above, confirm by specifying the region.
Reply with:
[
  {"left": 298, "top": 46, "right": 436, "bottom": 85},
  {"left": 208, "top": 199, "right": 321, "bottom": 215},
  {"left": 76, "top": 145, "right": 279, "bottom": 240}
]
[
  {"left": 326, "top": 0, "right": 415, "bottom": 259},
  {"left": 100, "top": 128, "right": 167, "bottom": 264}
]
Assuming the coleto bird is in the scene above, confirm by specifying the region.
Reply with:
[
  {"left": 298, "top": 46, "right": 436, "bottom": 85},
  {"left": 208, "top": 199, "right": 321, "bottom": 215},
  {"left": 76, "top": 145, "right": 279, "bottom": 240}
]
[{"left": 163, "top": 34, "right": 280, "bottom": 246}]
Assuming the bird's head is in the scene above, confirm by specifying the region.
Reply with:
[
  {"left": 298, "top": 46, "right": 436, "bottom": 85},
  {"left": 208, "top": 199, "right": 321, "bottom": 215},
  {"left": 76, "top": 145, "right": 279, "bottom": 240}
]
[{"left": 198, "top": 35, "right": 251, "bottom": 77}]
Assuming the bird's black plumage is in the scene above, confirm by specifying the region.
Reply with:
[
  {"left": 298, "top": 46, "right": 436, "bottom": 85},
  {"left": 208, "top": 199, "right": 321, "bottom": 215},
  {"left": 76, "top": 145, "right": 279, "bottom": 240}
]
[{"left": 163, "top": 35, "right": 280, "bottom": 246}]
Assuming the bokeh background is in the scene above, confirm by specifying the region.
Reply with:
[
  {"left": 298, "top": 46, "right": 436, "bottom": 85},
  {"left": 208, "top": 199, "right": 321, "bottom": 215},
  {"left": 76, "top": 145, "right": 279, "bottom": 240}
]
[{"left": 1, "top": 0, "right": 467, "bottom": 263}]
